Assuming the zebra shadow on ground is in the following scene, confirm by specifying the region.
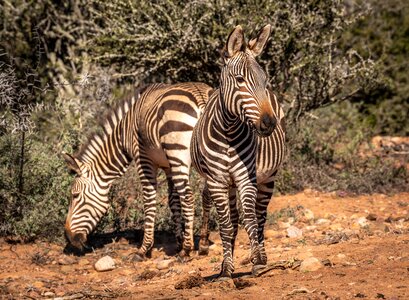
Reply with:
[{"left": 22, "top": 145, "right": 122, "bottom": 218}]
[{"left": 63, "top": 229, "right": 213, "bottom": 258}]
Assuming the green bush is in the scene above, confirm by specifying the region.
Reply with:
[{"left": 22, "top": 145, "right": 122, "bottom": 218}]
[{"left": 0, "top": 135, "right": 72, "bottom": 242}]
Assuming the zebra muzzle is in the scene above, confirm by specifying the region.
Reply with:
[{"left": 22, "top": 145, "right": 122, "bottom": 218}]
[
  {"left": 65, "top": 229, "right": 87, "bottom": 250},
  {"left": 258, "top": 113, "right": 276, "bottom": 137}
]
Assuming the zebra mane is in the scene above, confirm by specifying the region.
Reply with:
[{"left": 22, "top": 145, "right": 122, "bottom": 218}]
[{"left": 75, "top": 85, "right": 149, "bottom": 162}]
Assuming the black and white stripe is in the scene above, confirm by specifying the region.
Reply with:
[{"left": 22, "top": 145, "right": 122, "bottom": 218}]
[
  {"left": 63, "top": 82, "right": 212, "bottom": 257},
  {"left": 191, "top": 25, "right": 285, "bottom": 278}
]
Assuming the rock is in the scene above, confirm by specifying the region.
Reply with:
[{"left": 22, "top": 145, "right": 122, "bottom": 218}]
[
  {"left": 58, "top": 255, "right": 77, "bottom": 265},
  {"left": 332, "top": 253, "right": 349, "bottom": 265},
  {"left": 156, "top": 259, "right": 174, "bottom": 270},
  {"left": 277, "top": 221, "right": 291, "bottom": 229},
  {"left": 32, "top": 281, "right": 45, "bottom": 289},
  {"left": 352, "top": 217, "right": 369, "bottom": 229},
  {"left": 316, "top": 218, "right": 331, "bottom": 225},
  {"left": 287, "top": 226, "right": 303, "bottom": 238},
  {"left": 367, "top": 213, "right": 377, "bottom": 221},
  {"left": 303, "top": 209, "right": 315, "bottom": 221},
  {"left": 329, "top": 223, "right": 343, "bottom": 231},
  {"left": 43, "top": 291, "right": 55, "bottom": 298},
  {"left": 299, "top": 257, "right": 323, "bottom": 272},
  {"left": 94, "top": 256, "right": 116, "bottom": 272}
]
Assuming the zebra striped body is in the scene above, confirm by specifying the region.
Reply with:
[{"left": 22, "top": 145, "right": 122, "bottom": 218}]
[
  {"left": 198, "top": 89, "right": 286, "bottom": 266},
  {"left": 191, "top": 25, "right": 281, "bottom": 278},
  {"left": 63, "top": 82, "right": 212, "bottom": 257}
]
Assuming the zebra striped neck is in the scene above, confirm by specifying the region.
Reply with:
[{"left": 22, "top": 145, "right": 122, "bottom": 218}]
[
  {"left": 75, "top": 90, "right": 139, "bottom": 183},
  {"left": 216, "top": 89, "right": 240, "bottom": 132}
]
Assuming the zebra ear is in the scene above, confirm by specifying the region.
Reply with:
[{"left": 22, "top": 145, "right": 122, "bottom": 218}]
[
  {"left": 223, "top": 25, "right": 245, "bottom": 60},
  {"left": 248, "top": 24, "right": 272, "bottom": 57},
  {"left": 62, "top": 152, "right": 82, "bottom": 175}
]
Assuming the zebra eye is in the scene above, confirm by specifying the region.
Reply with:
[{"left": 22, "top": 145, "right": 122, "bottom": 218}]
[
  {"left": 72, "top": 191, "right": 80, "bottom": 198},
  {"left": 235, "top": 75, "right": 245, "bottom": 83}
]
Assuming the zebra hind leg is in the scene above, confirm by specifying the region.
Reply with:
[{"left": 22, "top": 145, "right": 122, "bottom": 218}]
[
  {"left": 166, "top": 172, "right": 184, "bottom": 254},
  {"left": 169, "top": 166, "right": 195, "bottom": 259}
]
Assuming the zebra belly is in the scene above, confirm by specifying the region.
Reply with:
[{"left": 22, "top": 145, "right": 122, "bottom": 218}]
[
  {"left": 147, "top": 148, "right": 170, "bottom": 168},
  {"left": 256, "top": 168, "right": 276, "bottom": 184}
]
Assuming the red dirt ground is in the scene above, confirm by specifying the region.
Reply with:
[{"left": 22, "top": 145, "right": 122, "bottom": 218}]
[{"left": 1, "top": 191, "right": 409, "bottom": 299}]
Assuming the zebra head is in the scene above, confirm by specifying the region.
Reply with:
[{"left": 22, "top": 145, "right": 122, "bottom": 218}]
[
  {"left": 63, "top": 152, "right": 110, "bottom": 250},
  {"left": 220, "top": 24, "right": 276, "bottom": 137}
]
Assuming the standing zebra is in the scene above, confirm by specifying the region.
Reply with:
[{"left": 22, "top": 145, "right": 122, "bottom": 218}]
[
  {"left": 63, "top": 82, "right": 213, "bottom": 258},
  {"left": 191, "top": 25, "right": 285, "bottom": 278},
  {"left": 198, "top": 89, "right": 286, "bottom": 269}
]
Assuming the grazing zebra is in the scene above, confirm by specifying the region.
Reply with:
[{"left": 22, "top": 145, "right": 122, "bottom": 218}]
[
  {"left": 191, "top": 24, "right": 285, "bottom": 278},
  {"left": 198, "top": 89, "right": 286, "bottom": 267},
  {"left": 63, "top": 82, "right": 213, "bottom": 258}
]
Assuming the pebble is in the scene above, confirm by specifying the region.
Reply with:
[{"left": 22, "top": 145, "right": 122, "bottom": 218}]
[
  {"left": 287, "top": 226, "right": 303, "bottom": 238},
  {"left": 32, "top": 281, "right": 45, "bottom": 289},
  {"left": 316, "top": 218, "right": 331, "bottom": 225},
  {"left": 299, "top": 257, "right": 323, "bottom": 272},
  {"left": 58, "top": 255, "right": 77, "bottom": 265},
  {"left": 43, "top": 291, "right": 55, "bottom": 297},
  {"left": 277, "top": 221, "right": 291, "bottom": 229},
  {"left": 156, "top": 259, "right": 174, "bottom": 270},
  {"left": 303, "top": 209, "right": 315, "bottom": 221},
  {"left": 94, "top": 256, "right": 116, "bottom": 272},
  {"left": 332, "top": 253, "right": 349, "bottom": 265},
  {"left": 330, "top": 223, "right": 343, "bottom": 231}
]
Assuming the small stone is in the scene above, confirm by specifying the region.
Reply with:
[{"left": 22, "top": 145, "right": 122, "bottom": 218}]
[
  {"left": 303, "top": 209, "right": 315, "bottom": 221},
  {"left": 316, "top": 218, "right": 330, "bottom": 225},
  {"left": 332, "top": 253, "right": 349, "bottom": 265},
  {"left": 299, "top": 257, "right": 323, "bottom": 272},
  {"left": 32, "top": 281, "right": 45, "bottom": 289},
  {"left": 277, "top": 221, "right": 291, "bottom": 229},
  {"left": 58, "top": 255, "right": 77, "bottom": 265},
  {"left": 367, "top": 213, "right": 377, "bottom": 221},
  {"left": 330, "top": 223, "right": 343, "bottom": 231},
  {"left": 287, "top": 226, "right": 303, "bottom": 238},
  {"left": 352, "top": 217, "right": 369, "bottom": 229},
  {"left": 94, "top": 255, "right": 116, "bottom": 272},
  {"left": 43, "top": 291, "right": 55, "bottom": 297},
  {"left": 156, "top": 259, "right": 174, "bottom": 270}
]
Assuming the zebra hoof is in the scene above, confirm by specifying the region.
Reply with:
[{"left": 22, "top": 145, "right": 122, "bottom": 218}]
[
  {"left": 198, "top": 245, "right": 209, "bottom": 256},
  {"left": 130, "top": 253, "right": 145, "bottom": 262},
  {"left": 176, "top": 252, "right": 193, "bottom": 263},
  {"left": 251, "top": 264, "right": 267, "bottom": 277}
]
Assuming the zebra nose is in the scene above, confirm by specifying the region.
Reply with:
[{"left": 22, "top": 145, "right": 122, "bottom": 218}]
[
  {"left": 259, "top": 113, "right": 276, "bottom": 136},
  {"left": 65, "top": 225, "right": 87, "bottom": 250}
]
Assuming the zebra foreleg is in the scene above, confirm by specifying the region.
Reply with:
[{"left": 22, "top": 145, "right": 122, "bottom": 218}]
[
  {"left": 256, "top": 179, "right": 275, "bottom": 266},
  {"left": 237, "top": 182, "right": 264, "bottom": 274},
  {"left": 198, "top": 182, "right": 212, "bottom": 255},
  {"left": 208, "top": 181, "right": 235, "bottom": 278},
  {"left": 135, "top": 158, "right": 158, "bottom": 259},
  {"left": 229, "top": 187, "right": 239, "bottom": 255}
]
